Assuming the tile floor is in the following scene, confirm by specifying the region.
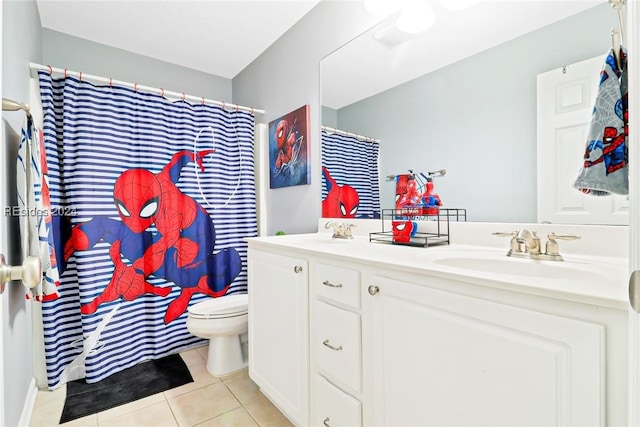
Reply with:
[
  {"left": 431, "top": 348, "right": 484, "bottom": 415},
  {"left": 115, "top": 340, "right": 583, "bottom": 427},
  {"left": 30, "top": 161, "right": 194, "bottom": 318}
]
[{"left": 29, "top": 346, "right": 293, "bottom": 427}]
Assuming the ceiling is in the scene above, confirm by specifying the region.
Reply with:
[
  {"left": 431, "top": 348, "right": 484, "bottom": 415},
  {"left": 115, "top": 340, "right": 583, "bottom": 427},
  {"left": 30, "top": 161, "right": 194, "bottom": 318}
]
[
  {"left": 36, "top": 0, "right": 611, "bottom": 109},
  {"left": 36, "top": 0, "right": 322, "bottom": 79}
]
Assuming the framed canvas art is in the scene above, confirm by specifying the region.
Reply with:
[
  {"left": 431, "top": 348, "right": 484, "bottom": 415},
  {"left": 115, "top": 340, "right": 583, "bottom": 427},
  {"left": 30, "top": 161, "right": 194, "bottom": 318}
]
[{"left": 269, "top": 104, "right": 310, "bottom": 189}]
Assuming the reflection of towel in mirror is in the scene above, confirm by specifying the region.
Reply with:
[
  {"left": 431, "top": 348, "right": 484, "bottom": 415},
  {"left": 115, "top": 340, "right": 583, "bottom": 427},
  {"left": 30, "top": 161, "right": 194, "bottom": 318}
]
[{"left": 574, "top": 47, "right": 628, "bottom": 196}]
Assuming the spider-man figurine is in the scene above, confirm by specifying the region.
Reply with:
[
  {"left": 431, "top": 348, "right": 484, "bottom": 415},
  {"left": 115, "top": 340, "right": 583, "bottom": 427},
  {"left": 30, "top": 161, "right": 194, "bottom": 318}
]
[
  {"left": 322, "top": 166, "right": 359, "bottom": 218},
  {"left": 64, "top": 149, "right": 242, "bottom": 323}
]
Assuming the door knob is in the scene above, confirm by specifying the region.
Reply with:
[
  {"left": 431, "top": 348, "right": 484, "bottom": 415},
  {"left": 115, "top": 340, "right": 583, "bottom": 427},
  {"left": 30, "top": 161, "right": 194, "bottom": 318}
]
[{"left": 0, "top": 254, "right": 42, "bottom": 293}]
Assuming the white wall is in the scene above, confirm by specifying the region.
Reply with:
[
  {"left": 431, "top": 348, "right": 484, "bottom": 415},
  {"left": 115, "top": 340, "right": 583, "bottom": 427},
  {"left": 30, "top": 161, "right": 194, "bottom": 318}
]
[
  {"left": 232, "top": 1, "right": 383, "bottom": 235},
  {"left": 2, "top": 1, "right": 42, "bottom": 425},
  {"left": 42, "top": 29, "right": 232, "bottom": 101}
]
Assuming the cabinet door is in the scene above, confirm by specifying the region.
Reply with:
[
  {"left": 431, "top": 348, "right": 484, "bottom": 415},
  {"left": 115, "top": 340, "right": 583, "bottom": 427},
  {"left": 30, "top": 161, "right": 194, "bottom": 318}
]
[
  {"left": 366, "top": 275, "right": 605, "bottom": 427},
  {"left": 248, "top": 248, "right": 308, "bottom": 426}
]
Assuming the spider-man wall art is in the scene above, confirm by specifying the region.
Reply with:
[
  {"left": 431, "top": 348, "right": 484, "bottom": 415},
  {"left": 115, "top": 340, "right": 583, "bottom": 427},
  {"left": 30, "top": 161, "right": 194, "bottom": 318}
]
[
  {"left": 269, "top": 105, "right": 310, "bottom": 189},
  {"left": 63, "top": 149, "right": 241, "bottom": 323}
]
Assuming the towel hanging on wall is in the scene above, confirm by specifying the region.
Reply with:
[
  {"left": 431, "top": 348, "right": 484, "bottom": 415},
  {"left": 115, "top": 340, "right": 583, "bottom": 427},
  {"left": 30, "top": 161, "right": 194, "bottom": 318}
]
[
  {"left": 574, "top": 47, "right": 628, "bottom": 196},
  {"left": 16, "top": 116, "right": 60, "bottom": 301}
]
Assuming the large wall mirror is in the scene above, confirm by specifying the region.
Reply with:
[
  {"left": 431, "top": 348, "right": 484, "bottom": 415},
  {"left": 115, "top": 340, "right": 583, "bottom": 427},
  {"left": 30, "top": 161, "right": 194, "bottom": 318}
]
[{"left": 321, "top": 0, "right": 624, "bottom": 224}]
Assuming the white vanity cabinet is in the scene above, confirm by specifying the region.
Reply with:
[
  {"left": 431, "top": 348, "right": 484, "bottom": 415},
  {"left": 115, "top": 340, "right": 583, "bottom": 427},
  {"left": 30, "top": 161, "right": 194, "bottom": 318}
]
[
  {"left": 247, "top": 236, "right": 628, "bottom": 427},
  {"left": 247, "top": 247, "right": 309, "bottom": 426}
]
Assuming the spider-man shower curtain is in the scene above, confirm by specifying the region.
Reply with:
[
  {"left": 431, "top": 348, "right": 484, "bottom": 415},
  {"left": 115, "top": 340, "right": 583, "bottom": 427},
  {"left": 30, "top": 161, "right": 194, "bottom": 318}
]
[
  {"left": 38, "top": 71, "right": 257, "bottom": 389},
  {"left": 321, "top": 130, "right": 380, "bottom": 218}
]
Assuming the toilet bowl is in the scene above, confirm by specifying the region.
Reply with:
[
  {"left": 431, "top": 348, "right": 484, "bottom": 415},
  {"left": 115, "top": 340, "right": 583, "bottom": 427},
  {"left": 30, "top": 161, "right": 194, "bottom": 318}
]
[{"left": 186, "top": 293, "right": 248, "bottom": 377}]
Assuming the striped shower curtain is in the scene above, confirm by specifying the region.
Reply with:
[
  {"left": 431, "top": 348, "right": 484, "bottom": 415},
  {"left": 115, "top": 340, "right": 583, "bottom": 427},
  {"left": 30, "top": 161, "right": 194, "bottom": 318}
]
[
  {"left": 38, "top": 71, "right": 257, "bottom": 389},
  {"left": 321, "top": 130, "right": 380, "bottom": 218}
]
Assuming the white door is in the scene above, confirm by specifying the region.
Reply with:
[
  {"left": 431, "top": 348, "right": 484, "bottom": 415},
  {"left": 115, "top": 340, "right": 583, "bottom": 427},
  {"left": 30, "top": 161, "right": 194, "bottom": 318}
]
[
  {"left": 537, "top": 56, "right": 629, "bottom": 225},
  {"left": 627, "top": 3, "right": 640, "bottom": 425}
]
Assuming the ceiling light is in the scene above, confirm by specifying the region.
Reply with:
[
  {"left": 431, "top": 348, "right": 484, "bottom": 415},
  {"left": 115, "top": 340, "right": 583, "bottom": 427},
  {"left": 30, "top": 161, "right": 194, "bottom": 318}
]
[
  {"left": 396, "top": 1, "right": 436, "bottom": 34},
  {"left": 439, "top": 0, "right": 481, "bottom": 11},
  {"left": 363, "top": 0, "right": 403, "bottom": 16}
]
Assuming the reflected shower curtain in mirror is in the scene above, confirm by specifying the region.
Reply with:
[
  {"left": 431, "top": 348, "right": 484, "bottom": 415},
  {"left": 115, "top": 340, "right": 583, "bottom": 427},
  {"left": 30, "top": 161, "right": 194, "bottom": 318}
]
[
  {"left": 321, "top": 130, "right": 380, "bottom": 218},
  {"left": 38, "top": 71, "right": 257, "bottom": 389}
]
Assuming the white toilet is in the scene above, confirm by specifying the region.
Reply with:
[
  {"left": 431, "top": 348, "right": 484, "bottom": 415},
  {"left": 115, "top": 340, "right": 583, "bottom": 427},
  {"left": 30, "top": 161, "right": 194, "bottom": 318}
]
[{"left": 186, "top": 293, "right": 249, "bottom": 377}]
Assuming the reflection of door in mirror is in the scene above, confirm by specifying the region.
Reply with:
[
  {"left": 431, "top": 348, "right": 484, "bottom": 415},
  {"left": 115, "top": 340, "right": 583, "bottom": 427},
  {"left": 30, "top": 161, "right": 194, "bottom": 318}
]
[
  {"left": 537, "top": 56, "right": 628, "bottom": 225},
  {"left": 321, "top": 129, "right": 381, "bottom": 219}
]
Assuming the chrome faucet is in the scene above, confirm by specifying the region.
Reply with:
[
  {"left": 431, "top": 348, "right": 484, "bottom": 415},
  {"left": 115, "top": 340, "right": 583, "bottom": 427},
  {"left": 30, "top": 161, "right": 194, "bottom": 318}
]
[
  {"left": 324, "top": 221, "right": 355, "bottom": 239},
  {"left": 493, "top": 230, "right": 580, "bottom": 261}
]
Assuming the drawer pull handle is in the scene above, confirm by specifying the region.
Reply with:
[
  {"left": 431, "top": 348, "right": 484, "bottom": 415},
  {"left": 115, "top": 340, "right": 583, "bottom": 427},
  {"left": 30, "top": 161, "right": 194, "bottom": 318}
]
[
  {"left": 323, "top": 417, "right": 331, "bottom": 427},
  {"left": 368, "top": 285, "right": 380, "bottom": 295},
  {"left": 294, "top": 265, "right": 303, "bottom": 273},
  {"left": 322, "top": 339, "right": 343, "bottom": 351},
  {"left": 322, "top": 280, "right": 342, "bottom": 288}
]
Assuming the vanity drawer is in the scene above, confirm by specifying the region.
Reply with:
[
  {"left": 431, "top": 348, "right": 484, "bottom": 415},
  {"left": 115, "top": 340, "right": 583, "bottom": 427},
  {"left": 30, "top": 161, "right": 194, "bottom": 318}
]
[
  {"left": 314, "top": 301, "right": 361, "bottom": 392},
  {"left": 314, "top": 374, "right": 361, "bottom": 427},
  {"left": 314, "top": 262, "right": 360, "bottom": 309}
]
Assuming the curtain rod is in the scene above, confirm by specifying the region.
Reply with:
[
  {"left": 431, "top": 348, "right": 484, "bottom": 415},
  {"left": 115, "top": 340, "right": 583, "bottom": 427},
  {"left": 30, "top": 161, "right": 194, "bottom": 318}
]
[
  {"left": 29, "top": 63, "right": 265, "bottom": 115},
  {"left": 2, "top": 98, "right": 31, "bottom": 118},
  {"left": 321, "top": 125, "right": 380, "bottom": 143}
]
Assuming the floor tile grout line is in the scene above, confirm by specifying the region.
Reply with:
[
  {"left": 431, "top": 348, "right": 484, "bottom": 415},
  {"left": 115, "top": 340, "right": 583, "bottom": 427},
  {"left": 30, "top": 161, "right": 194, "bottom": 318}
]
[
  {"left": 164, "top": 396, "right": 181, "bottom": 427},
  {"left": 197, "top": 379, "right": 261, "bottom": 427}
]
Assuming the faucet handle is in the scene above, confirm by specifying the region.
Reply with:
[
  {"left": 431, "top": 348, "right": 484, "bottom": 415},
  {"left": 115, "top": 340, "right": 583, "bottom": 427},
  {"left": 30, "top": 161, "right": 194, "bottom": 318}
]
[
  {"left": 491, "top": 231, "right": 518, "bottom": 237},
  {"left": 547, "top": 233, "right": 581, "bottom": 241},
  {"left": 343, "top": 223, "right": 355, "bottom": 237},
  {"left": 545, "top": 233, "right": 581, "bottom": 257},
  {"left": 324, "top": 221, "right": 339, "bottom": 230},
  {"left": 492, "top": 231, "right": 521, "bottom": 253}
]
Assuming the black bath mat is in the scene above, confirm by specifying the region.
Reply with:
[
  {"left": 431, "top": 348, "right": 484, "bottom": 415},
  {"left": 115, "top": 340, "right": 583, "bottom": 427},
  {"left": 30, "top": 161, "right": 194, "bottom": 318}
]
[{"left": 60, "top": 353, "right": 193, "bottom": 423}]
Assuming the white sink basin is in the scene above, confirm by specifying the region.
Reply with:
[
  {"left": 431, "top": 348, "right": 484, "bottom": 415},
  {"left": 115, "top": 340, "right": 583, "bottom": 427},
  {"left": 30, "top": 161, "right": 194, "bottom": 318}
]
[{"left": 431, "top": 255, "right": 604, "bottom": 280}]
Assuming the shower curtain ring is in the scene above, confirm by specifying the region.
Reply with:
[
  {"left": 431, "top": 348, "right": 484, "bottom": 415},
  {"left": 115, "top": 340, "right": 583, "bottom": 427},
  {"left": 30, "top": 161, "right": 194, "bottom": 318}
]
[{"left": 47, "top": 65, "right": 53, "bottom": 75}]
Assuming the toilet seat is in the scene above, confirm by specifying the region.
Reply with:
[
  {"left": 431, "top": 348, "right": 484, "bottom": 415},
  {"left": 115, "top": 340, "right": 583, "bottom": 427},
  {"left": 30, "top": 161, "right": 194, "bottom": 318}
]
[{"left": 188, "top": 294, "right": 248, "bottom": 320}]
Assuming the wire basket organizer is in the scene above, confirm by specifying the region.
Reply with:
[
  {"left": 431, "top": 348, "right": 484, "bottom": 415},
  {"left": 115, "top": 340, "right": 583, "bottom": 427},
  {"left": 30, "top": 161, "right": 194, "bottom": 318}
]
[{"left": 369, "top": 208, "right": 466, "bottom": 248}]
